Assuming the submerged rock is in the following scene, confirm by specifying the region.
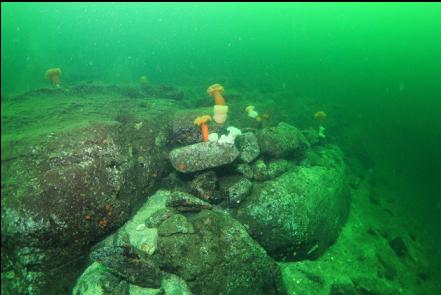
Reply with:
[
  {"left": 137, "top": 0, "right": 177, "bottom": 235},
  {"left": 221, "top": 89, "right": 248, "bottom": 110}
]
[
  {"left": 156, "top": 209, "right": 285, "bottom": 295},
  {"left": 234, "top": 145, "right": 350, "bottom": 261},
  {"left": 253, "top": 158, "right": 290, "bottom": 181},
  {"left": 169, "top": 142, "right": 239, "bottom": 173},
  {"left": 1, "top": 123, "right": 171, "bottom": 294},
  {"left": 235, "top": 163, "right": 254, "bottom": 179},
  {"left": 90, "top": 246, "right": 162, "bottom": 288},
  {"left": 236, "top": 132, "right": 260, "bottom": 163},
  {"left": 73, "top": 262, "right": 192, "bottom": 295},
  {"left": 190, "top": 171, "right": 222, "bottom": 204},
  {"left": 257, "top": 122, "right": 309, "bottom": 157},
  {"left": 166, "top": 191, "right": 212, "bottom": 212},
  {"left": 158, "top": 214, "right": 195, "bottom": 236},
  {"left": 145, "top": 208, "right": 174, "bottom": 228},
  {"left": 220, "top": 177, "right": 253, "bottom": 207},
  {"left": 388, "top": 237, "right": 408, "bottom": 258},
  {"left": 74, "top": 190, "right": 286, "bottom": 295},
  {"left": 1, "top": 87, "right": 177, "bottom": 294}
]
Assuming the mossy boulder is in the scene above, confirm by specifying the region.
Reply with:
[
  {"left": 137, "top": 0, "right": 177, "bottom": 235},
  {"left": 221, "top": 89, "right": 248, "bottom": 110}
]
[
  {"left": 1, "top": 85, "right": 178, "bottom": 294},
  {"left": 257, "top": 122, "right": 309, "bottom": 157},
  {"left": 234, "top": 145, "right": 350, "bottom": 261}
]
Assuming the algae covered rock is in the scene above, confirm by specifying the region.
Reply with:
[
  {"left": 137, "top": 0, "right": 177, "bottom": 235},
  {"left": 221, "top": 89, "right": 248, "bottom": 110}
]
[
  {"left": 190, "top": 171, "right": 222, "bottom": 204},
  {"left": 158, "top": 214, "right": 195, "bottom": 236},
  {"left": 220, "top": 177, "right": 254, "bottom": 207},
  {"left": 73, "top": 262, "right": 192, "bottom": 295},
  {"left": 253, "top": 158, "right": 290, "bottom": 181},
  {"left": 257, "top": 122, "right": 309, "bottom": 157},
  {"left": 1, "top": 87, "right": 177, "bottom": 294},
  {"left": 236, "top": 132, "right": 260, "bottom": 163},
  {"left": 74, "top": 190, "right": 286, "bottom": 295},
  {"left": 155, "top": 209, "right": 285, "bottom": 295},
  {"left": 234, "top": 145, "right": 350, "bottom": 261},
  {"left": 169, "top": 142, "right": 239, "bottom": 173},
  {"left": 90, "top": 246, "right": 162, "bottom": 288}
]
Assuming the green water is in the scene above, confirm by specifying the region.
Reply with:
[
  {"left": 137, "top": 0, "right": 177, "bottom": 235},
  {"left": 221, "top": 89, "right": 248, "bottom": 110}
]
[{"left": 2, "top": 2, "right": 441, "bottom": 294}]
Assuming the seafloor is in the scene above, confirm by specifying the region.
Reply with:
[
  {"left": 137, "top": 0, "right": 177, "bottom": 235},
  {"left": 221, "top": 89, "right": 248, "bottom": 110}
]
[{"left": 1, "top": 81, "right": 440, "bottom": 294}]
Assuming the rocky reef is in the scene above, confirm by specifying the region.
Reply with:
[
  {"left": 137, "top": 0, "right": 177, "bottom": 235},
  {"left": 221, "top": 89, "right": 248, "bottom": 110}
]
[{"left": 2, "top": 83, "right": 349, "bottom": 294}]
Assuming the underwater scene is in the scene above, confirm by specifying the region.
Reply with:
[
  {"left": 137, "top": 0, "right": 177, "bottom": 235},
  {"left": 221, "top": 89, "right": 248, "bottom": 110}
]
[{"left": 1, "top": 2, "right": 441, "bottom": 295}]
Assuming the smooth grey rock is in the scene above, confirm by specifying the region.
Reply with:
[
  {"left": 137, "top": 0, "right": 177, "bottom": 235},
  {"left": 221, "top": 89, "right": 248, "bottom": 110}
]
[{"left": 169, "top": 142, "right": 239, "bottom": 173}]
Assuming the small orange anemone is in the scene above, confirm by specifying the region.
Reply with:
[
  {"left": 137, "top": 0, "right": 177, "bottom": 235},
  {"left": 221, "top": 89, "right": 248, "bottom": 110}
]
[
  {"left": 139, "top": 75, "right": 149, "bottom": 87},
  {"left": 194, "top": 115, "right": 212, "bottom": 142},
  {"left": 207, "top": 83, "right": 225, "bottom": 105},
  {"left": 45, "top": 68, "right": 62, "bottom": 86},
  {"left": 314, "top": 111, "right": 327, "bottom": 123},
  {"left": 314, "top": 111, "right": 327, "bottom": 130},
  {"left": 261, "top": 113, "right": 270, "bottom": 120}
]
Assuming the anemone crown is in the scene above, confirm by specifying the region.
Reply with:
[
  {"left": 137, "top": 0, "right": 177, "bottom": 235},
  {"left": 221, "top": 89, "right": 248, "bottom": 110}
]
[
  {"left": 314, "top": 111, "right": 327, "bottom": 121},
  {"left": 45, "top": 68, "right": 62, "bottom": 78},
  {"left": 194, "top": 115, "right": 212, "bottom": 126},
  {"left": 207, "top": 83, "right": 224, "bottom": 95}
]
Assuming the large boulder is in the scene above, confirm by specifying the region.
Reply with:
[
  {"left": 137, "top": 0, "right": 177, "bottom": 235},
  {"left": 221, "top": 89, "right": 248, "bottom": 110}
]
[
  {"left": 74, "top": 190, "right": 286, "bottom": 295},
  {"left": 169, "top": 142, "right": 239, "bottom": 173},
  {"left": 1, "top": 88, "right": 177, "bottom": 294},
  {"left": 234, "top": 145, "right": 350, "bottom": 261},
  {"left": 257, "top": 122, "right": 309, "bottom": 157}
]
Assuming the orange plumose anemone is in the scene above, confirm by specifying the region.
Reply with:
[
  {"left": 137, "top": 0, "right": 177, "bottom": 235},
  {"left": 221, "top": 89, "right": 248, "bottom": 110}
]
[
  {"left": 207, "top": 83, "right": 225, "bottom": 105},
  {"left": 45, "top": 68, "right": 62, "bottom": 87},
  {"left": 194, "top": 115, "right": 212, "bottom": 142}
]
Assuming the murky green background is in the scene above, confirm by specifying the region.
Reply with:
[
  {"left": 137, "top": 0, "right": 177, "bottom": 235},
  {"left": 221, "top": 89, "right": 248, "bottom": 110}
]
[{"left": 2, "top": 0, "right": 441, "bottom": 272}]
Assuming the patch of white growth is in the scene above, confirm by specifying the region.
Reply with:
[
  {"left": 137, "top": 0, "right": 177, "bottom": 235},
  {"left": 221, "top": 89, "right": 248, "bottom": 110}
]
[
  {"left": 318, "top": 126, "right": 326, "bottom": 138},
  {"left": 208, "top": 133, "right": 219, "bottom": 143},
  {"left": 217, "top": 126, "right": 242, "bottom": 145},
  {"left": 226, "top": 126, "right": 242, "bottom": 139},
  {"left": 218, "top": 134, "right": 235, "bottom": 145}
]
